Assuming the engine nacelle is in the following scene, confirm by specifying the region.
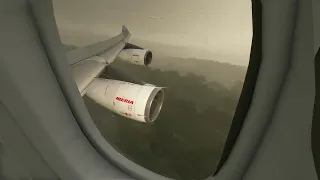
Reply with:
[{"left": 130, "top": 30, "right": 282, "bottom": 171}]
[
  {"left": 117, "top": 49, "right": 153, "bottom": 66},
  {"left": 85, "top": 78, "right": 164, "bottom": 123}
]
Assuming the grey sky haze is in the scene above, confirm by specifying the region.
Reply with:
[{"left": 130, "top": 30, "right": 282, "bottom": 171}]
[{"left": 53, "top": 0, "right": 252, "bottom": 66}]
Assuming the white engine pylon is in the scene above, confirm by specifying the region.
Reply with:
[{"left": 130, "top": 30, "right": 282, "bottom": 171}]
[
  {"left": 117, "top": 49, "right": 152, "bottom": 66},
  {"left": 85, "top": 78, "right": 164, "bottom": 123}
]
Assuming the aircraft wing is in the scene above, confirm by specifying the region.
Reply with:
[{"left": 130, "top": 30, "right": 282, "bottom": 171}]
[{"left": 68, "top": 26, "right": 131, "bottom": 96}]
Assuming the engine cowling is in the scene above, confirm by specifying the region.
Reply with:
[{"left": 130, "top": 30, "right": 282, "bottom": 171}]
[
  {"left": 85, "top": 78, "right": 164, "bottom": 123},
  {"left": 117, "top": 49, "right": 153, "bottom": 66}
]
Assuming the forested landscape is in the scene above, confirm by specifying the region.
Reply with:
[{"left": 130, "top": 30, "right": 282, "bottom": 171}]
[{"left": 66, "top": 45, "right": 247, "bottom": 180}]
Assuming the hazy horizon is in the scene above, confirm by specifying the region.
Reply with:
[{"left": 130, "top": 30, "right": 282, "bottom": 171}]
[{"left": 53, "top": 0, "right": 252, "bottom": 66}]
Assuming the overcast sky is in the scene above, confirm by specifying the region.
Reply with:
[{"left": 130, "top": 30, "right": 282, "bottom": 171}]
[{"left": 53, "top": 0, "right": 252, "bottom": 66}]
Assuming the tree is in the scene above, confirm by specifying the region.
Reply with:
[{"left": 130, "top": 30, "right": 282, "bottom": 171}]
[{"left": 84, "top": 60, "right": 244, "bottom": 180}]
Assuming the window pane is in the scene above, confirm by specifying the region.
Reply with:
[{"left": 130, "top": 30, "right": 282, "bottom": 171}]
[{"left": 54, "top": 0, "right": 252, "bottom": 179}]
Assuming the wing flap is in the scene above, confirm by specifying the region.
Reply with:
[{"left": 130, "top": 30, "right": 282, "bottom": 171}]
[
  {"left": 69, "top": 26, "right": 131, "bottom": 96},
  {"left": 67, "top": 25, "right": 130, "bottom": 66}
]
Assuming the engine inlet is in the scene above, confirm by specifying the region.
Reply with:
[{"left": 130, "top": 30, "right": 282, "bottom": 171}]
[{"left": 145, "top": 88, "right": 164, "bottom": 123}]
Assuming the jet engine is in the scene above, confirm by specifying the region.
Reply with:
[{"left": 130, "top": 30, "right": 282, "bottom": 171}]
[
  {"left": 85, "top": 78, "right": 164, "bottom": 123},
  {"left": 117, "top": 43, "right": 152, "bottom": 66}
]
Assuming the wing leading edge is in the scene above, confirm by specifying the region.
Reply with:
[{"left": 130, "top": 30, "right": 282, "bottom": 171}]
[{"left": 68, "top": 26, "right": 131, "bottom": 96}]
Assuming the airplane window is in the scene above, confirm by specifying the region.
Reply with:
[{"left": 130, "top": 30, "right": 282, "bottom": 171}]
[{"left": 53, "top": 0, "right": 252, "bottom": 179}]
